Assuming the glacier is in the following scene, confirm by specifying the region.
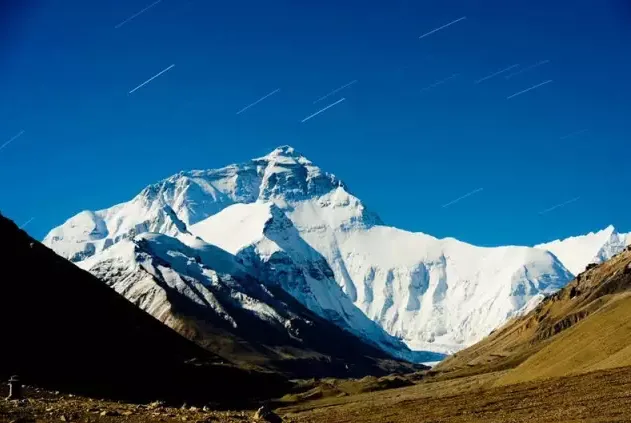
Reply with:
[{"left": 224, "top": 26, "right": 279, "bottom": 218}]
[{"left": 43, "top": 146, "right": 628, "bottom": 355}]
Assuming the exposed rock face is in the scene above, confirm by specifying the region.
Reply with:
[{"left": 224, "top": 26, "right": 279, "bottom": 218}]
[{"left": 77, "top": 232, "right": 424, "bottom": 375}]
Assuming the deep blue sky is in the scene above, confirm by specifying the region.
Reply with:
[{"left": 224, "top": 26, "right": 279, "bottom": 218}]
[{"left": 1, "top": 0, "right": 630, "bottom": 246}]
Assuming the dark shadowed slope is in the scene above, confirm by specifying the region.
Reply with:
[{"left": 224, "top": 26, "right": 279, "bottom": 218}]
[
  {"left": 0, "top": 213, "right": 289, "bottom": 405},
  {"left": 435, "top": 247, "right": 631, "bottom": 384}
]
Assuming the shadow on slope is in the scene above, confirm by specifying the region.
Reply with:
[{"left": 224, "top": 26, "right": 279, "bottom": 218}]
[{"left": 0, "top": 213, "right": 289, "bottom": 406}]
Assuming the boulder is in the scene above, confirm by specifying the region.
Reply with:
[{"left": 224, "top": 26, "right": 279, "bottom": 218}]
[{"left": 254, "top": 405, "right": 282, "bottom": 423}]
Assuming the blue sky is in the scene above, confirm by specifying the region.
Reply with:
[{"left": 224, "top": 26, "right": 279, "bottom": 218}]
[{"left": 1, "top": 0, "right": 630, "bottom": 246}]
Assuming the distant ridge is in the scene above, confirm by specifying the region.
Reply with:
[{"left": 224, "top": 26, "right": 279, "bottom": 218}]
[{"left": 536, "top": 225, "right": 630, "bottom": 275}]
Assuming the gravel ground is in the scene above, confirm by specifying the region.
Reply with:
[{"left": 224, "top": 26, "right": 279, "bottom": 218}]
[
  {"left": 280, "top": 366, "right": 631, "bottom": 423},
  {"left": 0, "top": 385, "right": 287, "bottom": 423},
  {"left": 5, "top": 366, "right": 631, "bottom": 423}
]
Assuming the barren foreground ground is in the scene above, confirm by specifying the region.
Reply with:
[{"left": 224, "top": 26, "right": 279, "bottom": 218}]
[
  {"left": 282, "top": 366, "right": 631, "bottom": 423},
  {"left": 0, "top": 386, "right": 257, "bottom": 423},
  {"left": 4, "top": 366, "right": 631, "bottom": 422}
]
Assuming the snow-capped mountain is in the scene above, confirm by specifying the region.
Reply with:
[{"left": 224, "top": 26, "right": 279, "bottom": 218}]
[
  {"left": 44, "top": 146, "right": 619, "bottom": 355},
  {"left": 44, "top": 147, "right": 352, "bottom": 262},
  {"left": 77, "top": 231, "right": 426, "bottom": 375},
  {"left": 77, "top": 232, "right": 270, "bottom": 333},
  {"left": 44, "top": 147, "right": 424, "bottom": 361},
  {"left": 188, "top": 202, "right": 413, "bottom": 357},
  {"left": 190, "top": 200, "right": 572, "bottom": 354},
  {"left": 536, "top": 225, "right": 631, "bottom": 276}
]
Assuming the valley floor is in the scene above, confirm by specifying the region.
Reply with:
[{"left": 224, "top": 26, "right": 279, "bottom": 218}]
[
  {"left": 281, "top": 366, "right": 631, "bottom": 423},
  {"left": 5, "top": 366, "right": 631, "bottom": 422}
]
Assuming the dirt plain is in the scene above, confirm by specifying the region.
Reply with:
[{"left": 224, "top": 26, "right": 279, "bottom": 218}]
[
  {"left": 281, "top": 366, "right": 631, "bottom": 423},
  {"left": 0, "top": 385, "right": 259, "bottom": 423},
  {"left": 4, "top": 365, "right": 631, "bottom": 422}
]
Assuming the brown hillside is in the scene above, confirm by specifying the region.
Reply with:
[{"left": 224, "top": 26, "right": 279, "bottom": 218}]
[{"left": 435, "top": 247, "right": 631, "bottom": 382}]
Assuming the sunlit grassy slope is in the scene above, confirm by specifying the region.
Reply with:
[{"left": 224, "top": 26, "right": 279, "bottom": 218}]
[{"left": 436, "top": 248, "right": 631, "bottom": 385}]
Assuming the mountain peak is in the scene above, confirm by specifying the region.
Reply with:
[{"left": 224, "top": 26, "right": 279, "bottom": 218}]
[
  {"left": 267, "top": 145, "right": 300, "bottom": 157},
  {"left": 257, "top": 145, "right": 312, "bottom": 164}
]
